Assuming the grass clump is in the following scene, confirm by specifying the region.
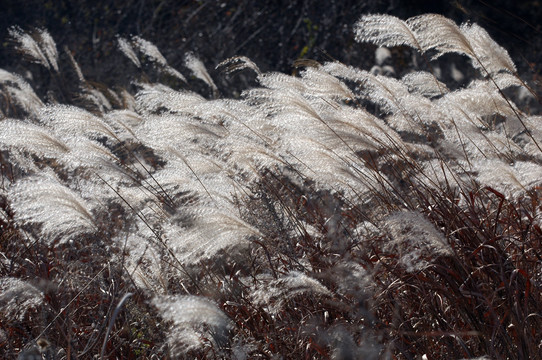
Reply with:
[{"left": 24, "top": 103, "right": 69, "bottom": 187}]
[{"left": 1, "top": 12, "right": 541, "bottom": 360}]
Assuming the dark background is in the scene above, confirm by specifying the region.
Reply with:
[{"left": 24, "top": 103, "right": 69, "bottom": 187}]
[{"left": 1, "top": 0, "right": 541, "bottom": 96}]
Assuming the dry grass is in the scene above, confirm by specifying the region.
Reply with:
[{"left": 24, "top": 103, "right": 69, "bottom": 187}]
[{"left": 1, "top": 12, "right": 541, "bottom": 360}]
